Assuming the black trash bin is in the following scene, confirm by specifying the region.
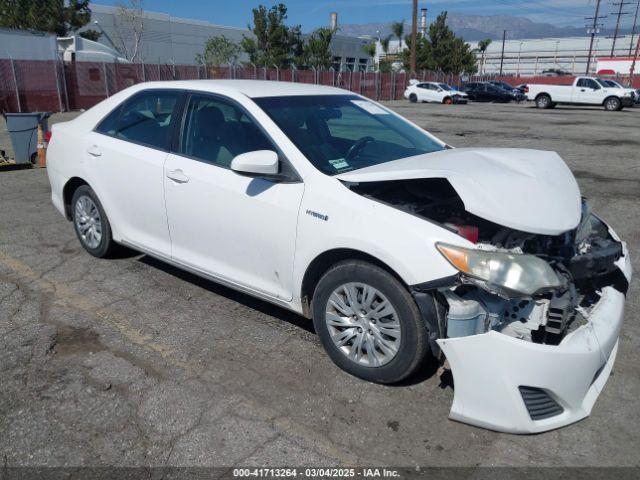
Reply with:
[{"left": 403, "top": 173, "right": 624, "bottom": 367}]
[{"left": 2, "top": 112, "right": 51, "bottom": 164}]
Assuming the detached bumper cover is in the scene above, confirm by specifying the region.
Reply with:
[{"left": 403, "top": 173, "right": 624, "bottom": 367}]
[{"left": 437, "top": 244, "right": 632, "bottom": 434}]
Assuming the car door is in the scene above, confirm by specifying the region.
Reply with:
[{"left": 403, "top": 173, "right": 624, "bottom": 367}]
[
  {"left": 573, "top": 78, "right": 603, "bottom": 104},
  {"left": 85, "top": 89, "right": 182, "bottom": 256},
  {"left": 163, "top": 92, "right": 304, "bottom": 300},
  {"left": 415, "top": 84, "right": 430, "bottom": 102}
]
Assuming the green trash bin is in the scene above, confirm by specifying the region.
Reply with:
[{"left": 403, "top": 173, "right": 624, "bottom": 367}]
[{"left": 2, "top": 112, "right": 51, "bottom": 164}]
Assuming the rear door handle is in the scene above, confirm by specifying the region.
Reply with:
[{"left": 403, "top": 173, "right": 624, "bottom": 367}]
[
  {"left": 166, "top": 169, "right": 189, "bottom": 183},
  {"left": 87, "top": 145, "right": 102, "bottom": 157}
]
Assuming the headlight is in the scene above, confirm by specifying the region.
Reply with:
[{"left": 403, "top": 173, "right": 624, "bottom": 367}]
[{"left": 436, "top": 243, "right": 562, "bottom": 296}]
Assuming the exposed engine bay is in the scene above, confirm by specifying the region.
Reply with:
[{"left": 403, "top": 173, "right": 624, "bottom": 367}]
[{"left": 346, "top": 178, "right": 628, "bottom": 346}]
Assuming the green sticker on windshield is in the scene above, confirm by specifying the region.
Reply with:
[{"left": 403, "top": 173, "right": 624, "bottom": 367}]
[{"left": 329, "top": 158, "right": 350, "bottom": 170}]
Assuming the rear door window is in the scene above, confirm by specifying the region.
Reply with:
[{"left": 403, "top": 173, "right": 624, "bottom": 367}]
[{"left": 107, "top": 90, "right": 180, "bottom": 150}]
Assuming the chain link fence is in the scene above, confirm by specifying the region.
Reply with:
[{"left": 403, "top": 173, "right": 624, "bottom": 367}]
[
  {"left": 0, "top": 60, "right": 414, "bottom": 113},
  {"left": 3, "top": 60, "right": 639, "bottom": 113}
]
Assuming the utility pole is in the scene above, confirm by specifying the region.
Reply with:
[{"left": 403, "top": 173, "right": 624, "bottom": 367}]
[
  {"left": 585, "top": 0, "right": 605, "bottom": 74},
  {"left": 630, "top": 35, "right": 640, "bottom": 86},
  {"left": 410, "top": 0, "right": 418, "bottom": 76},
  {"left": 499, "top": 29, "right": 506, "bottom": 76},
  {"left": 629, "top": 0, "right": 640, "bottom": 56},
  {"left": 610, "top": 1, "right": 631, "bottom": 56}
]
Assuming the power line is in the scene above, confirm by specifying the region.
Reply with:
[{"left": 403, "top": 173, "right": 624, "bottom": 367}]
[
  {"left": 609, "top": 0, "right": 632, "bottom": 55},
  {"left": 585, "top": 0, "right": 606, "bottom": 73},
  {"left": 629, "top": 0, "right": 640, "bottom": 55}
]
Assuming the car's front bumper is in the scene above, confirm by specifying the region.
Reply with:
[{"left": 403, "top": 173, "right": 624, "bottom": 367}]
[{"left": 437, "top": 244, "right": 632, "bottom": 434}]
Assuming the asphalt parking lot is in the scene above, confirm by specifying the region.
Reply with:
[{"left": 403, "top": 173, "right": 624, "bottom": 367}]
[{"left": 1, "top": 101, "right": 639, "bottom": 469}]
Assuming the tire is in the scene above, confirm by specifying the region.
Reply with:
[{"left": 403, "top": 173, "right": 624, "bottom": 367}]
[
  {"left": 443, "top": 97, "right": 453, "bottom": 105},
  {"left": 311, "top": 260, "right": 430, "bottom": 384},
  {"left": 71, "top": 185, "right": 117, "bottom": 258},
  {"left": 604, "top": 96, "right": 622, "bottom": 111},
  {"left": 409, "top": 93, "right": 418, "bottom": 103},
  {"left": 535, "top": 94, "right": 552, "bottom": 109}
]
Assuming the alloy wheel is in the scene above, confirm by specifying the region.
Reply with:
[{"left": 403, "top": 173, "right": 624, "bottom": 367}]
[
  {"left": 74, "top": 195, "right": 102, "bottom": 249},
  {"left": 325, "top": 282, "right": 401, "bottom": 367}
]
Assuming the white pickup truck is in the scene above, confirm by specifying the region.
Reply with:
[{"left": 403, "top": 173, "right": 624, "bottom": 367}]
[{"left": 526, "top": 76, "right": 635, "bottom": 111}]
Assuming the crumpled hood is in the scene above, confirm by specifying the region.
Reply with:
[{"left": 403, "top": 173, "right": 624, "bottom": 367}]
[{"left": 336, "top": 148, "right": 582, "bottom": 235}]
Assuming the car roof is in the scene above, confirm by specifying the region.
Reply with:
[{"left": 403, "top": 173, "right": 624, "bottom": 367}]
[{"left": 127, "top": 79, "right": 348, "bottom": 98}]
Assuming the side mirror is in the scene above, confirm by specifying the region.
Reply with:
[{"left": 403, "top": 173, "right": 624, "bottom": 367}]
[{"left": 231, "top": 150, "right": 279, "bottom": 178}]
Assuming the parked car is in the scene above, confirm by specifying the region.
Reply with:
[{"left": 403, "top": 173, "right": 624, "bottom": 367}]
[
  {"left": 404, "top": 81, "right": 468, "bottom": 104},
  {"left": 526, "top": 76, "right": 635, "bottom": 111},
  {"left": 600, "top": 79, "right": 638, "bottom": 104},
  {"left": 462, "top": 82, "right": 512, "bottom": 102},
  {"left": 46, "top": 80, "right": 631, "bottom": 434},
  {"left": 488, "top": 81, "right": 527, "bottom": 102},
  {"left": 514, "top": 83, "right": 528, "bottom": 94}
]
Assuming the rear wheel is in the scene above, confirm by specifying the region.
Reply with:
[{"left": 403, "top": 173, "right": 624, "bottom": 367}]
[
  {"left": 312, "top": 260, "right": 430, "bottom": 384},
  {"left": 409, "top": 93, "right": 418, "bottom": 103},
  {"left": 71, "top": 185, "right": 117, "bottom": 258},
  {"left": 535, "top": 94, "right": 552, "bottom": 109},
  {"left": 604, "top": 96, "right": 622, "bottom": 111}
]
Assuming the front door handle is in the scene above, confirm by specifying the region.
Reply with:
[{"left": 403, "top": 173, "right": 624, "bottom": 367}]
[
  {"left": 87, "top": 145, "right": 102, "bottom": 157},
  {"left": 166, "top": 169, "right": 189, "bottom": 183}
]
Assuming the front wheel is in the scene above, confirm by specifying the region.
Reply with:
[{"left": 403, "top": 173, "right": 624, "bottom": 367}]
[
  {"left": 604, "top": 97, "right": 622, "bottom": 111},
  {"left": 312, "top": 260, "right": 430, "bottom": 384}
]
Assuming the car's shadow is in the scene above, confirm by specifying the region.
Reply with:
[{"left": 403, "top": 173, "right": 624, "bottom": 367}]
[
  {"left": 137, "top": 254, "right": 314, "bottom": 334},
  {"left": 135, "top": 253, "right": 442, "bottom": 386}
]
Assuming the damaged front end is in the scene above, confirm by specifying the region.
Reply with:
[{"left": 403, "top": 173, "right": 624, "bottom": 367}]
[{"left": 346, "top": 176, "right": 632, "bottom": 433}]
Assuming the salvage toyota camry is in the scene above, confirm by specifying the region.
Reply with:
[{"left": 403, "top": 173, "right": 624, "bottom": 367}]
[{"left": 46, "top": 80, "right": 632, "bottom": 433}]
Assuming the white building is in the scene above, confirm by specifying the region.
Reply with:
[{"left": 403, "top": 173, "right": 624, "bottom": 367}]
[{"left": 470, "top": 35, "right": 637, "bottom": 76}]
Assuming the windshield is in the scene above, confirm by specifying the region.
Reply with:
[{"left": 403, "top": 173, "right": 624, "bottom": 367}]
[
  {"left": 595, "top": 79, "right": 611, "bottom": 88},
  {"left": 254, "top": 95, "right": 444, "bottom": 175},
  {"left": 602, "top": 79, "right": 622, "bottom": 88},
  {"left": 438, "top": 83, "right": 453, "bottom": 91}
]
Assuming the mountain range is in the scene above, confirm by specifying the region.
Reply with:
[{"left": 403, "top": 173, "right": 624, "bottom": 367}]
[{"left": 338, "top": 13, "right": 634, "bottom": 41}]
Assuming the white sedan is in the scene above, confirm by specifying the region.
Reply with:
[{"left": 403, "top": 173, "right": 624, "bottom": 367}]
[
  {"left": 47, "top": 80, "right": 631, "bottom": 433},
  {"left": 404, "top": 80, "right": 468, "bottom": 104}
]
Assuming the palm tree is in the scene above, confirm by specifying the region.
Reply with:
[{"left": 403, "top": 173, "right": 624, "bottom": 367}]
[
  {"left": 380, "top": 35, "right": 392, "bottom": 57},
  {"left": 477, "top": 38, "right": 492, "bottom": 75},
  {"left": 362, "top": 42, "right": 377, "bottom": 71},
  {"left": 390, "top": 20, "right": 405, "bottom": 54}
]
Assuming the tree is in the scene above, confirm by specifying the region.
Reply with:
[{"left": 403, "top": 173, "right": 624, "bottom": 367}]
[
  {"left": 390, "top": 20, "right": 405, "bottom": 52},
  {"left": 380, "top": 35, "right": 392, "bottom": 56},
  {"left": 241, "top": 3, "right": 302, "bottom": 69},
  {"left": 477, "top": 38, "right": 492, "bottom": 75},
  {"left": 0, "top": 0, "right": 92, "bottom": 36},
  {"left": 196, "top": 35, "right": 240, "bottom": 67},
  {"left": 362, "top": 42, "right": 377, "bottom": 71},
  {"left": 401, "top": 12, "right": 477, "bottom": 75},
  {"left": 303, "top": 27, "right": 334, "bottom": 69},
  {"left": 79, "top": 29, "right": 101, "bottom": 41},
  {"left": 112, "top": 0, "right": 145, "bottom": 62}
]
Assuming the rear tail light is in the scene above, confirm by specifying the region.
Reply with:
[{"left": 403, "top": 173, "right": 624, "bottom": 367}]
[{"left": 44, "top": 131, "right": 52, "bottom": 143}]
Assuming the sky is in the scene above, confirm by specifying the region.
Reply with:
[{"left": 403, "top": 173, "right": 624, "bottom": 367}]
[{"left": 95, "top": 1, "right": 633, "bottom": 31}]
